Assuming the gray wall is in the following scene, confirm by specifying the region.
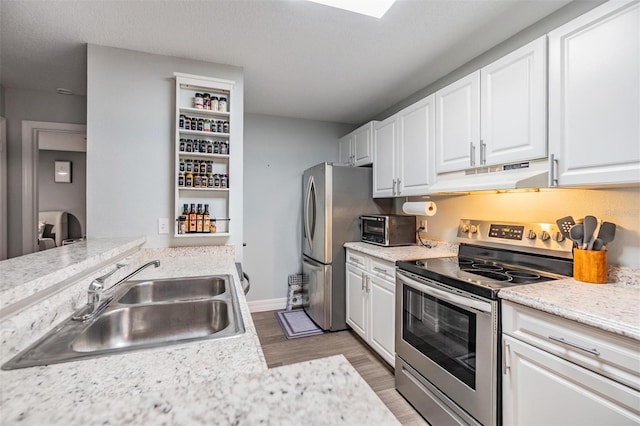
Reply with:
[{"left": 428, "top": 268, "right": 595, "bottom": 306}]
[
  {"left": 38, "top": 150, "right": 86, "bottom": 238},
  {"left": 4, "top": 87, "right": 86, "bottom": 258},
  {"left": 87, "top": 45, "right": 244, "bottom": 257},
  {"left": 243, "top": 113, "right": 354, "bottom": 302}
]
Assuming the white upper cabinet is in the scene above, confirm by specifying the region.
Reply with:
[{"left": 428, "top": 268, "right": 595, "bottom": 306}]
[
  {"left": 398, "top": 95, "right": 436, "bottom": 196},
  {"left": 338, "top": 121, "right": 376, "bottom": 166},
  {"left": 481, "top": 36, "right": 547, "bottom": 166},
  {"left": 435, "top": 36, "right": 547, "bottom": 174},
  {"left": 548, "top": 0, "right": 640, "bottom": 187},
  {"left": 435, "top": 71, "right": 480, "bottom": 173},
  {"left": 338, "top": 134, "right": 352, "bottom": 165},
  {"left": 373, "top": 115, "right": 397, "bottom": 197},
  {"left": 373, "top": 95, "right": 435, "bottom": 197}
]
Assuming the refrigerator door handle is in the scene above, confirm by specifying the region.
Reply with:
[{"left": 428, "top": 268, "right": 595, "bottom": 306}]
[{"left": 304, "top": 176, "right": 316, "bottom": 250}]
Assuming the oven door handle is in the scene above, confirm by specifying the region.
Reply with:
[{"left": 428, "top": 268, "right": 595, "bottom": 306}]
[{"left": 397, "top": 272, "right": 492, "bottom": 314}]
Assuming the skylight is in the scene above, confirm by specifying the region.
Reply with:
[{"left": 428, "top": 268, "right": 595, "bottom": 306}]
[{"left": 307, "top": 0, "right": 396, "bottom": 19}]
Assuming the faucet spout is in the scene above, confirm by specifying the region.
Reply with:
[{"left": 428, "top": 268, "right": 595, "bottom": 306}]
[{"left": 72, "top": 260, "right": 161, "bottom": 322}]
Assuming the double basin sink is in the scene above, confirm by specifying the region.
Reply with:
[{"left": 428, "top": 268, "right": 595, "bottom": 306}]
[{"left": 2, "top": 274, "right": 245, "bottom": 370}]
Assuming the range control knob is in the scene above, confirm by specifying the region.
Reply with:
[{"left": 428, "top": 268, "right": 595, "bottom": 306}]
[
  {"left": 553, "top": 231, "right": 565, "bottom": 242},
  {"left": 469, "top": 225, "right": 478, "bottom": 234},
  {"left": 526, "top": 229, "right": 537, "bottom": 240},
  {"left": 461, "top": 224, "right": 470, "bottom": 233},
  {"left": 540, "top": 231, "right": 551, "bottom": 241}
]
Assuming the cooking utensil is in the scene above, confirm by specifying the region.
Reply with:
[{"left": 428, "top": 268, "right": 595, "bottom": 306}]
[
  {"left": 587, "top": 219, "right": 602, "bottom": 250},
  {"left": 592, "top": 238, "right": 604, "bottom": 251},
  {"left": 582, "top": 215, "right": 597, "bottom": 249},
  {"left": 569, "top": 224, "right": 584, "bottom": 248},
  {"left": 556, "top": 216, "right": 575, "bottom": 239},
  {"left": 597, "top": 221, "right": 616, "bottom": 249}
]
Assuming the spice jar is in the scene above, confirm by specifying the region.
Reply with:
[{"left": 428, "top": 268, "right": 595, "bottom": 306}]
[
  {"left": 203, "top": 93, "right": 211, "bottom": 110},
  {"left": 220, "top": 141, "right": 228, "bottom": 155},
  {"left": 211, "top": 96, "right": 219, "bottom": 111},
  {"left": 197, "top": 118, "right": 204, "bottom": 132},
  {"left": 194, "top": 93, "right": 204, "bottom": 109},
  {"left": 213, "top": 141, "right": 220, "bottom": 154},
  {"left": 206, "top": 141, "right": 213, "bottom": 154},
  {"left": 178, "top": 171, "right": 185, "bottom": 187},
  {"left": 221, "top": 174, "right": 228, "bottom": 188},
  {"left": 206, "top": 160, "right": 213, "bottom": 174},
  {"left": 223, "top": 121, "right": 229, "bottom": 133},
  {"left": 179, "top": 159, "right": 186, "bottom": 172},
  {"left": 194, "top": 173, "right": 201, "bottom": 188},
  {"left": 207, "top": 173, "right": 214, "bottom": 188},
  {"left": 179, "top": 139, "right": 186, "bottom": 152},
  {"left": 185, "top": 171, "right": 193, "bottom": 187},
  {"left": 178, "top": 216, "right": 187, "bottom": 234},
  {"left": 214, "top": 173, "right": 221, "bottom": 188},
  {"left": 184, "top": 116, "right": 191, "bottom": 130},
  {"left": 190, "top": 117, "right": 197, "bottom": 131},
  {"left": 199, "top": 160, "right": 207, "bottom": 175},
  {"left": 204, "top": 119, "right": 211, "bottom": 132},
  {"left": 218, "top": 97, "right": 227, "bottom": 112},
  {"left": 179, "top": 115, "right": 186, "bottom": 128}
]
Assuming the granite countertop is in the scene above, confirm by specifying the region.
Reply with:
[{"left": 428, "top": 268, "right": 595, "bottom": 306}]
[
  {"left": 0, "top": 236, "right": 145, "bottom": 310},
  {"left": 344, "top": 241, "right": 458, "bottom": 262},
  {"left": 0, "top": 245, "right": 398, "bottom": 425},
  {"left": 499, "top": 278, "right": 640, "bottom": 341}
]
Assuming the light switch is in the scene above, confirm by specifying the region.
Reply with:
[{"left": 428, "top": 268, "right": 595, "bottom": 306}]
[{"left": 158, "top": 218, "right": 169, "bottom": 234}]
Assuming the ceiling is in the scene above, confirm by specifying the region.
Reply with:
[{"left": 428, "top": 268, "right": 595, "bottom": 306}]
[{"left": 1, "top": 0, "right": 572, "bottom": 124}]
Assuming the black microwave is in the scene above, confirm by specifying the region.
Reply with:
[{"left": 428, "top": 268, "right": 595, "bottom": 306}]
[{"left": 361, "top": 215, "right": 416, "bottom": 247}]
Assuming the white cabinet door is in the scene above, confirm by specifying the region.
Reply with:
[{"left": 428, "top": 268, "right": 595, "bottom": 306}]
[
  {"left": 345, "top": 263, "right": 366, "bottom": 339},
  {"left": 353, "top": 123, "right": 373, "bottom": 166},
  {"left": 503, "top": 335, "right": 640, "bottom": 425},
  {"left": 548, "top": 0, "right": 640, "bottom": 187},
  {"left": 338, "top": 134, "right": 352, "bottom": 165},
  {"left": 435, "top": 71, "right": 480, "bottom": 173},
  {"left": 373, "top": 115, "right": 398, "bottom": 197},
  {"left": 481, "top": 36, "right": 547, "bottom": 167},
  {"left": 367, "top": 275, "right": 395, "bottom": 365},
  {"left": 398, "top": 94, "right": 435, "bottom": 196}
]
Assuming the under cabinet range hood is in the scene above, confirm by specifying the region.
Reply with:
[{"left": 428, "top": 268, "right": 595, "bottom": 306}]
[{"left": 428, "top": 159, "right": 549, "bottom": 194}]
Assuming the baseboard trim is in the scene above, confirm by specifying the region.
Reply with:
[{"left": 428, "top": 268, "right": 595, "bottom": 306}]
[{"left": 247, "top": 297, "right": 287, "bottom": 313}]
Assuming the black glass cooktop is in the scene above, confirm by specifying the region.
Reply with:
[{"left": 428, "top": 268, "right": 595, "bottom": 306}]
[{"left": 396, "top": 244, "right": 573, "bottom": 300}]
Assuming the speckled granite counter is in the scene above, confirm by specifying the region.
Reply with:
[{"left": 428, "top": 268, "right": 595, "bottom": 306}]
[
  {"left": 0, "top": 245, "right": 399, "bottom": 425},
  {"left": 499, "top": 277, "right": 640, "bottom": 341},
  {"left": 344, "top": 241, "right": 458, "bottom": 262},
  {"left": 0, "top": 236, "right": 145, "bottom": 310}
]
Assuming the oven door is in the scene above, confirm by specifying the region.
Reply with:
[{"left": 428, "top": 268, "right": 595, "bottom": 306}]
[
  {"left": 395, "top": 270, "right": 498, "bottom": 426},
  {"left": 361, "top": 216, "right": 387, "bottom": 245}
]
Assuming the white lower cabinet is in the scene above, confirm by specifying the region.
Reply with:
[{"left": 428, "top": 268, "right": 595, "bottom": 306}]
[
  {"left": 345, "top": 249, "right": 396, "bottom": 365},
  {"left": 502, "top": 301, "right": 640, "bottom": 425}
]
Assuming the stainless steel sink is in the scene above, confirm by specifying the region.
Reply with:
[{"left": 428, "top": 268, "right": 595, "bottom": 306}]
[
  {"left": 117, "top": 276, "right": 226, "bottom": 304},
  {"left": 1, "top": 274, "right": 244, "bottom": 370}
]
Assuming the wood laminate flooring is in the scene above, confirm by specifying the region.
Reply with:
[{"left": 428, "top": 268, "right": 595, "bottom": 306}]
[{"left": 251, "top": 310, "right": 428, "bottom": 426}]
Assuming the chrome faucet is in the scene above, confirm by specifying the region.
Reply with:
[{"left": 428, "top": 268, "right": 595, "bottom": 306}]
[{"left": 72, "top": 260, "right": 160, "bottom": 321}]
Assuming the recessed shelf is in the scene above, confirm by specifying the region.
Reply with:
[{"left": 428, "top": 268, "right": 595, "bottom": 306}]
[
  {"left": 179, "top": 107, "right": 230, "bottom": 118},
  {"left": 173, "top": 232, "right": 231, "bottom": 238},
  {"left": 179, "top": 129, "right": 229, "bottom": 138},
  {"left": 178, "top": 152, "right": 230, "bottom": 160},
  {"left": 178, "top": 187, "right": 229, "bottom": 192}
]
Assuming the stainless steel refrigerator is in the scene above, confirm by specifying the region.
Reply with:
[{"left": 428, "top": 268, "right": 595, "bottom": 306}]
[{"left": 302, "top": 162, "right": 391, "bottom": 331}]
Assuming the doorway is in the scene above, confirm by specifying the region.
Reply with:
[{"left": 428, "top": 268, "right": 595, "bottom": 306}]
[{"left": 22, "top": 121, "right": 86, "bottom": 255}]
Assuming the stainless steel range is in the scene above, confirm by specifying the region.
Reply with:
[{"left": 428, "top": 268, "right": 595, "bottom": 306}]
[{"left": 395, "top": 219, "right": 573, "bottom": 426}]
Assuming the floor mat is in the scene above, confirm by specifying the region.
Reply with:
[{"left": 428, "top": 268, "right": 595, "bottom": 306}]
[{"left": 275, "top": 309, "right": 324, "bottom": 339}]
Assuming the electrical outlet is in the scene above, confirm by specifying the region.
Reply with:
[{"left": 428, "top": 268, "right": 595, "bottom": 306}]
[
  {"left": 158, "top": 218, "right": 169, "bottom": 234},
  {"left": 420, "top": 220, "right": 428, "bottom": 232}
]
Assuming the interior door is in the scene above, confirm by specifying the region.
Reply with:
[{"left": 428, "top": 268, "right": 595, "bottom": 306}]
[{"left": 302, "top": 256, "right": 332, "bottom": 330}]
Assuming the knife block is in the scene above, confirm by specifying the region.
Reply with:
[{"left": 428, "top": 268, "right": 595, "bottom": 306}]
[{"left": 573, "top": 249, "right": 608, "bottom": 284}]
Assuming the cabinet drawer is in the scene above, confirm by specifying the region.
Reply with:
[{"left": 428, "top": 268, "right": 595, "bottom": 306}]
[
  {"left": 503, "top": 301, "right": 640, "bottom": 391},
  {"left": 370, "top": 258, "right": 395, "bottom": 281},
  {"left": 346, "top": 249, "right": 367, "bottom": 269}
]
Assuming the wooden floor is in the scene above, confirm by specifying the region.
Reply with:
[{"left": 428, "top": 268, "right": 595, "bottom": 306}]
[{"left": 251, "top": 310, "right": 428, "bottom": 426}]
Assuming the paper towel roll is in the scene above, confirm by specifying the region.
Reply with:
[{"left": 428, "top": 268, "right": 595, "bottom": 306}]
[{"left": 402, "top": 201, "right": 437, "bottom": 216}]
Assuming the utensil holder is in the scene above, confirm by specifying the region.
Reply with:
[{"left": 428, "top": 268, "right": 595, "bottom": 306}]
[{"left": 573, "top": 249, "right": 608, "bottom": 284}]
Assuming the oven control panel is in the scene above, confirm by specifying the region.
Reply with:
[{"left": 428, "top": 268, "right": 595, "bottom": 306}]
[{"left": 457, "top": 219, "right": 573, "bottom": 255}]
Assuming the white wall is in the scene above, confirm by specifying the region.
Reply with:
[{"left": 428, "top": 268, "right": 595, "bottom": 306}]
[
  {"left": 3, "top": 87, "right": 86, "bottom": 258},
  {"left": 87, "top": 45, "right": 244, "bottom": 258},
  {"left": 243, "top": 113, "right": 354, "bottom": 302},
  {"left": 38, "top": 150, "right": 86, "bottom": 238},
  {"left": 402, "top": 186, "right": 640, "bottom": 269}
]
